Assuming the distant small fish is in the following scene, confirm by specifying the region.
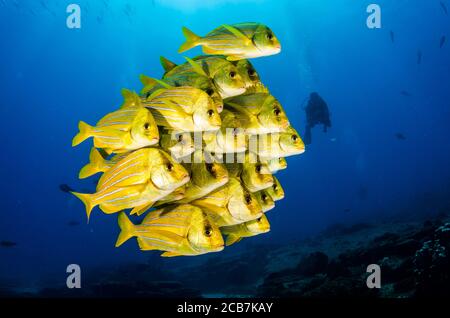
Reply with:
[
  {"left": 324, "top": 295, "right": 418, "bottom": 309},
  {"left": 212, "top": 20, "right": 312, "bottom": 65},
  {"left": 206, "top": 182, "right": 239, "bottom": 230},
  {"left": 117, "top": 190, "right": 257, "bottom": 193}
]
[
  {"left": 400, "top": 90, "right": 411, "bottom": 97},
  {"left": 68, "top": 221, "right": 80, "bottom": 226},
  {"left": 330, "top": 137, "right": 337, "bottom": 142},
  {"left": 395, "top": 133, "right": 406, "bottom": 140},
  {"left": 390, "top": 30, "right": 395, "bottom": 43},
  {"left": 440, "top": 36, "right": 446, "bottom": 48},
  {"left": 59, "top": 184, "right": 74, "bottom": 193},
  {"left": 440, "top": 1, "right": 448, "bottom": 15},
  {"left": 0, "top": 241, "right": 17, "bottom": 248},
  {"left": 417, "top": 50, "right": 422, "bottom": 65}
]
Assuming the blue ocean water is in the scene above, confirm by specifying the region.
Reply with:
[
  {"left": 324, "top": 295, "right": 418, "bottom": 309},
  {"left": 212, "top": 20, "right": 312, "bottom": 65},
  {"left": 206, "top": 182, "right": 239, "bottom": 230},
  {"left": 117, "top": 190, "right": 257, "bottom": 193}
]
[{"left": 1, "top": 0, "right": 450, "bottom": 294}]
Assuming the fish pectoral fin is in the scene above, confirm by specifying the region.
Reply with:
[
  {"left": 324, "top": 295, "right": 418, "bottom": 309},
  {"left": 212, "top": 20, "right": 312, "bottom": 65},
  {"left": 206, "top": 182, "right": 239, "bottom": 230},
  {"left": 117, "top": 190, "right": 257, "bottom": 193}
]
[
  {"left": 226, "top": 235, "right": 242, "bottom": 246},
  {"left": 222, "top": 24, "right": 251, "bottom": 45},
  {"left": 161, "top": 251, "right": 182, "bottom": 257}
]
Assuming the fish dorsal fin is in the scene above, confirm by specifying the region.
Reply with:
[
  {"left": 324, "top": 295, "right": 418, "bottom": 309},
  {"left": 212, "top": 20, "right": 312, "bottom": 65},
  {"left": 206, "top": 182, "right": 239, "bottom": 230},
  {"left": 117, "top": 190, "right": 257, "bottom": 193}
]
[
  {"left": 222, "top": 24, "right": 251, "bottom": 45},
  {"left": 120, "top": 89, "right": 141, "bottom": 109},
  {"left": 245, "top": 83, "right": 269, "bottom": 94},
  {"left": 184, "top": 56, "right": 208, "bottom": 77},
  {"left": 160, "top": 56, "right": 178, "bottom": 72},
  {"left": 140, "top": 74, "right": 155, "bottom": 87}
]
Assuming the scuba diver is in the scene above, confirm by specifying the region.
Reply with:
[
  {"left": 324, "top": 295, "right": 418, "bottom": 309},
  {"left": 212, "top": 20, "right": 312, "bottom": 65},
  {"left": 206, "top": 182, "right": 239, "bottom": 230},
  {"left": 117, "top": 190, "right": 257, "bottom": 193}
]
[{"left": 303, "top": 92, "right": 331, "bottom": 145}]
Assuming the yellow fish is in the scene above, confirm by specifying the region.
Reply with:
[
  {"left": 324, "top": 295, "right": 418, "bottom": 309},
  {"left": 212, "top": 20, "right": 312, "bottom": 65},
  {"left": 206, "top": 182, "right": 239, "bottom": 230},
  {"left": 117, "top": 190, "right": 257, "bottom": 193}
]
[
  {"left": 224, "top": 89, "right": 290, "bottom": 135},
  {"left": 159, "top": 129, "right": 195, "bottom": 160},
  {"left": 248, "top": 126, "right": 305, "bottom": 160},
  {"left": 225, "top": 153, "right": 274, "bottom": 192},
  {"left": 140, "top": 73, "right": 224, "bottom": 113},
  {"left": 178, "top": 23, "right": 281, "bottom": 61},
  {"left": 72, "top": 92, "right": 159, "bottom": 154},
  {"left": 182, "top": 55, "right": 261, "bottom": 92},
  {"left": 265, "top": 157, "right": 287, "bottom": 173},
  {"left": 71, "top": 148, "right": 190, "bottom": 219},
  {"left": 266, "top": 176, "right": 284, "bottom": 201},
  {"left": 202, "top": 127, "right": 247, "bottom": 155},
  {"left": 231, "top": 58, "right": 262, "bottom": 89},
  {"left": 221, "top": 214, "right": 271, "bottom": 246},
  {"left": 254, "top": 189, "right": 275, "bottom": 213},
  {"left": 115, "top": 205, "right": 224, "bottom": 257},
  {"left": 176, "top": 151, "right": 229, "bottom": 203},
  {"left": 77, "top": 128, "right": 196, "bottom": 178},
  {"left": 78, "top": 148, "right": 128, "bottom": 179},
  {"left": 163, "top": 56, "right": 246, "bottom": 98},
  {"left": 142, "top": 86, "right": 222, "bottom": 132},
  {"left": 192, "top": 177, "right": 263, "bottom": 227}
]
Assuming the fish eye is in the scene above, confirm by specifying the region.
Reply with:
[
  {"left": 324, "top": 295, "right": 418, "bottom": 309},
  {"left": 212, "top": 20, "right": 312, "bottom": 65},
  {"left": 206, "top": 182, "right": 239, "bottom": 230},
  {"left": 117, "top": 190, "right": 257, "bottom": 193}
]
[
  {"left": 207, "top": 109, "right": 214, "bottom": 117},
  {"left": 278, "top": 158, "right": 283, "bottom": 163},
  {"left": 245, "top": 194, "right": 252, "bottom": 204},
  {"left": 291, "top": 135, "right": 298, "bottom": 142},
  {"left": 262, "top": 194, "right": 268, "bottom": 201},
  {"left": 257, "top": 217, "right": 262, "bottom": 222},
  {"left": 248, "top": 69, "right": 256, "bottom": 76},
  {"left": 229, "top": 71, "right": 236, "bottom": 78},
  {"left": 255, "top": 164, "right": 262, "bottom": 173},
  {"left": 206, "top": 88, "right": 214, "bottom": 96},
  {"left": 266, "top": 33, "right": 273, "bottom": 40},
  {"left": 273, "top": 107, "right": 281, "bottom": 116},
  {"left": 166, "top": 163, "right": 174, "bottom": 171},
  {"left": 204, "top": 226, "right": 212, "bottom": 237},
  {"left": 206, "top": 163, "right": 214, "bottom": 174},
  {"left": 273, "top": 184, "right": 278, "bottom": 190},
  {"left": 177, "top": 134, "right": 183, "bottom": 142},
  {"left": 144, "top": 123, "right": 150, "bottom": 130}
]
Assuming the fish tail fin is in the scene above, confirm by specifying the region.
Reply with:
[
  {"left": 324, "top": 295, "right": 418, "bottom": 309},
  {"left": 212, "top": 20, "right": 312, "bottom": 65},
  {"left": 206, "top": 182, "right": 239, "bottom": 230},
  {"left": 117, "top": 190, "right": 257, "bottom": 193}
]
[
  {"left": 115, "top": 212, "right": 136, "bottom": 247},
  {"left": 225, "top": 235, "right": 242, "bottom": 246},
  {"left": 72, "top": 121, "right": 93, "bottom": 146},
  {"left": 120, "top": 88, "right": 141, "bottom": 108},
  {"left": 160, "top": 56, "right": 177, "bottom": 72},
  {"left": 178, "top": 27, "right": 201, "bottom": 53},
  {"left": 71, "top": 191, "right": 95, "bottom": 221},
  {"left": 78, "top": 148, "right": 108, "bottom": 179}
]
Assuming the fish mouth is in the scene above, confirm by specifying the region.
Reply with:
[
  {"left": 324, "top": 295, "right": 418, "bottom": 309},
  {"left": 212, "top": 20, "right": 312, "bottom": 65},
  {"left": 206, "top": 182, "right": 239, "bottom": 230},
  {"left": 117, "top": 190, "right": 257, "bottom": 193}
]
[
  {"left": 212, "top": 244, "right": 225, "bottom": 252},
  {"left": 181, "top": 174, "right": 190, "bottom": 184}
]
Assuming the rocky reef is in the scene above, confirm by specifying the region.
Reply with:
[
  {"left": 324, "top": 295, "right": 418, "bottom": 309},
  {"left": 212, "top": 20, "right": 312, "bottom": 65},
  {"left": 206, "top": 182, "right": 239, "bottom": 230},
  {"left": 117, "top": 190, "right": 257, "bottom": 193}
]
[{"left": 2, "top": 214, "right": 449, "bottom": 298}]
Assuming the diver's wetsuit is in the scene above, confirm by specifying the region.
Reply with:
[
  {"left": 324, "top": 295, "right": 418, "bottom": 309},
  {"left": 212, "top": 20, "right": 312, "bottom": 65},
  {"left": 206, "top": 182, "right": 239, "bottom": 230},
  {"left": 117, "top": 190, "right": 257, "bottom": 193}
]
[{"left": 304, "top": 92, "right": 331, "bottom": 145}]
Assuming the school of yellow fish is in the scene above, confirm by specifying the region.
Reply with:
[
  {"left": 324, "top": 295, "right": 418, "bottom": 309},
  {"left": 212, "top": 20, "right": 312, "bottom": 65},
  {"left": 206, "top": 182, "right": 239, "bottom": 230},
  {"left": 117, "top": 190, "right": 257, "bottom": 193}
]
[{"left": 71, "top": 23, "right": 305, "bottom": 257}]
